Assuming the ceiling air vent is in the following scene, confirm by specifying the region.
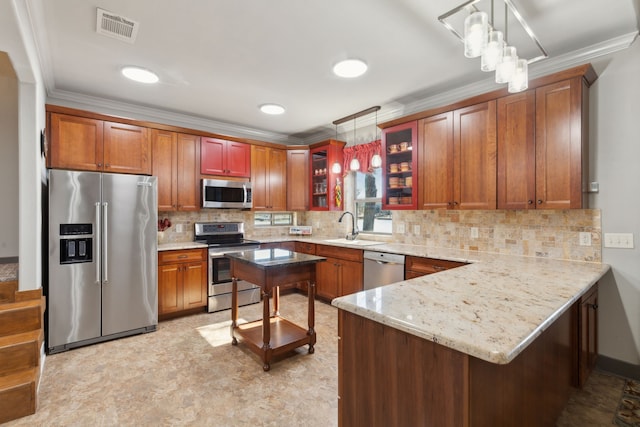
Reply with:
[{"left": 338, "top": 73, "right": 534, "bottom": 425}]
[{"left": 96, "top": 8, "right": 139, "bottom": 43}]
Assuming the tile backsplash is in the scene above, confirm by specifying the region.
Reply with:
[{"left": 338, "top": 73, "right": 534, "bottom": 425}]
[{"left": 158, "top": 208, "right": 601, "bottom": 263}]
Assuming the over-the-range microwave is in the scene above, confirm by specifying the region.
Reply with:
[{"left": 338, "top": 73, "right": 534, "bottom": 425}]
[{"left": 201, "top": 178, "right": 252, "bottom": 209}]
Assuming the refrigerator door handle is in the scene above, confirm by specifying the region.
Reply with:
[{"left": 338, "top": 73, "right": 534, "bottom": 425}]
[
  {"left": 103, "top": 201, "right": 109, "bottom": 284},
  {"left": 95, "top": 202, "right": 102, "bottom": 284}
]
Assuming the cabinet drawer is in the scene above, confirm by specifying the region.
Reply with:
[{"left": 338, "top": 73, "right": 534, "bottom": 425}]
[
  {"left": 316, "top": 244, "right": 363, "bottom": 262},
  {"left": 405, "top": 256, "right": 466, "bottom": 275},
  {"left": 295, "top": 241, "right": 316, "bottom": 254},
  {"left": 159, "top": 248, "right": 207, "bottom": 264}
]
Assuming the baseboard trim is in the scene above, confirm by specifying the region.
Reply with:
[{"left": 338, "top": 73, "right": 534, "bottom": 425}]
[{"left": 597, "top": 355, "right": 640, "bottom": 380}]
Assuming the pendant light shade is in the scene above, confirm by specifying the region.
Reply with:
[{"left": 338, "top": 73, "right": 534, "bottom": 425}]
[
  {"left": 508, "top": 59, "right": 528, "bottom": 93},
  {"left": 331, "top": 162, "right": 342, "bottom": 174},
  {"left": 481, "top": 30, "right": 504, "bottom": 72},
  {"left": 464, "top": 11, "right": 488, "bottom": 58},
  {"left": 349, "top": 158, "right": 360, "bottom": 171},
  {"left": 371, "top": 154, "right": 382, "bottom": 168},
  {"left": 495, "top": 45, "right": 517, "bottom": 83}
]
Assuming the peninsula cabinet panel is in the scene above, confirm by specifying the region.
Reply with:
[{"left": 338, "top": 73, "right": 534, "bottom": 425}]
[
  {"left": 576, "top": 283, "right": 598, "bottom": 387},
  {"left": 251, "top": 145, "right": 287, "bottom": 211},
  {"left": 535, "top": 77, "right": 588, "bottom": 209},
  {"left": 287, "top": 149, "right": 309, "bottom": 211},
  {"left": 497, "top": 90, "right": 536, "bottom": 209},
  {"left": 49, "top": 113, "right": 103, "bottom": 171},
  {"left": 103, "top": 122, "right": 151, "bottom": 175},
  {"left": 418, "top": 100, "right": 497, "bottom": 210}
]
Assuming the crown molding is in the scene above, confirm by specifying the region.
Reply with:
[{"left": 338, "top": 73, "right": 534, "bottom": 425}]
[
  {"left": 301, "top": 32, "right": 639, "bottom": 144},
  {"left": 46, "top": 89, "right": 303, "bottom": 145}
]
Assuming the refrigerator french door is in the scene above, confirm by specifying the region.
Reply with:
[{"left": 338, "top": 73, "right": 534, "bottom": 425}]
[{"left": 47, "top": 170, "right": 158, "bottom": 353}]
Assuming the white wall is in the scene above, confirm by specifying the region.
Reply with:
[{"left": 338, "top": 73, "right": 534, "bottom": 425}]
[
  {"left": 0, "top": 0, "right": 46, "bottom": 290},
  {"left": 590, "top": 38, "right": 640, "bottom": 365},
  {"left": 0, "top": 53, "right": 19, "bottom": 258}
]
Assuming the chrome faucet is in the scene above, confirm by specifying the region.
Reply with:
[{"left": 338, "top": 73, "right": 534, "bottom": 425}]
[{"left": 338, "top": 211, "right": 359, "bottom": 241}]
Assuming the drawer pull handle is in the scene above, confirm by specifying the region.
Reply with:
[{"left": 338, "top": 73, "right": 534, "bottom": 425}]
[{"left": 178, "top": 255, "right": 188, "bottom": 259}]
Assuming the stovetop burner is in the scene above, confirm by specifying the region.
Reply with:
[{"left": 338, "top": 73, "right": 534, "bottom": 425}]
[{"left": 194, "top": 221, "right": 259, "bottom": 248}]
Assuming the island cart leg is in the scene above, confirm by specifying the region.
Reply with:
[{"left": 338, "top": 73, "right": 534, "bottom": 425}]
[
  {"left": 307, "top": 279, "right": 316, "bottom": 354},
  {"left": 231, "top": 276, "right": 238, "bottom": 345},
  {"left": 262, "top": 288, "right": 272, "bottom": 371},
  {"left": 272, "top": 285, "right": 280, "bottom": 316}
]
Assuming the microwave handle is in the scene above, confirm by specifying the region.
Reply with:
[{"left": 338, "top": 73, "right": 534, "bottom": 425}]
[{"left": 243, "top": 184, "right": 248, "bottom": 205}]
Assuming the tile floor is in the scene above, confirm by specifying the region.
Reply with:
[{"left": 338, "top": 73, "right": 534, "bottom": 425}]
[{"left": 6, "top": 294, "right": 628, "bottom": 426}]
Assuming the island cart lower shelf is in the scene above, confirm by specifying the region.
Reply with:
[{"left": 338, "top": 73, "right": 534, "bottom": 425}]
[{"left": 227, "top": 249, "right": 325, "bottom": 371}]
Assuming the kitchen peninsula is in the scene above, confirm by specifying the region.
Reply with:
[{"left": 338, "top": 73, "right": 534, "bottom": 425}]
[
  {"left": 226, "top": 248, "right": 326, "bottom": 371},
  {"left": 329, "top": 244, "right": 609, "bottom": 427}
]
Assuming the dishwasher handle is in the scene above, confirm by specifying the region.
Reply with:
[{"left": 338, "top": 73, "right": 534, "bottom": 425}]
[{"left": 363, "top": 250, "right": 405, "bottom": 265}]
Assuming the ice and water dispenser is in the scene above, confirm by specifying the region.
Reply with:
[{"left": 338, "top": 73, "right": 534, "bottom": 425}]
[{"left": 59, "top": 223, "right": 93, "bottom": 264}]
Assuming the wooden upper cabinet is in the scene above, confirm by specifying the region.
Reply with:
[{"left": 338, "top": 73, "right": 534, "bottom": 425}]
[
  {"left": 152, "top": 130, "right": 200, "bottom": 211},
  {"left": 419, "top": 101, "right": 496, "bottom": 210},
  {"left": 201, "top": 137, "right": 250, "bottom": 177},
  {"left": 497, "top": 91, "right": 536, "bottom": 209},
  {"left": 103, "top": 122, "right": 151, "bottom": 175},
  {"left": 49, "top": 112, "right": 151, "bottom": 175},
  {"left": 454, "top": 101, "right": 497, "bottom": 210},
  {"left": 535, "top": 77, "right": 587, "bottom": 209},
  {"left": 49, "top": 113, "right": 104, "bottom": 172},
  {"left": 152, "top": 129, "right": 178, "bottom": 211},
  {"left": 419, "top": 112, "right": 454, "bottom": 209},
  {"left": 251, "top": 145, "right": 286, "bottom": 211},
  {"left": 287, "top": 149, "right": 309, "bottom": 211}
]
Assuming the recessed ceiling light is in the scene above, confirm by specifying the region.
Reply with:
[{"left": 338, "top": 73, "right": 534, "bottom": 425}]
[
  {"left": 333, "top": 59, "right": 368, "bottom": 78},
  {"left": 121, "top": 66, "right": 159, "bottom": 84},
  {"left": 260, "top": 104, "right": 285, "bottom": 115}
]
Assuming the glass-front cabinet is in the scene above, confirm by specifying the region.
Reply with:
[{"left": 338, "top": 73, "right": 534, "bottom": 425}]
[
  {"left": 381, "top": 121, "right": 418, "bottom": 210},
  {"left": 309, "top": 139, "right": 345, "bottom": 211}
]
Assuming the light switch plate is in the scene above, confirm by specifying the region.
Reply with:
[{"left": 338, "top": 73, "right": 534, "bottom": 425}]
[
  {"left": 579, "top": 232, "right": 591, "bottom": 246},
  {"left": 604, "top": 233, "right": 634, "bottom": 248},
  {"left": 397, "top": 223, "right": 405, "bottom": 234},
  {"left": 470, "top": 227, "right": 479, "bottom": 239},
  {"left": 413, "top": 225, "right": 421, "bottom": 235},
  {"left": 175, "top": 223, "right": 184, "bottom": 233}
]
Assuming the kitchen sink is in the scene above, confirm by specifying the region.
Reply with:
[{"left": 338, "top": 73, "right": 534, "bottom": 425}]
[{"left": 323, "top": 238, "right": 384, "bottom": 246}]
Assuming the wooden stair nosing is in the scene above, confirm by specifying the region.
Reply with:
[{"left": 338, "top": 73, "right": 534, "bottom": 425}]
[
  {"left": 0, "top": 367, "right": 38, "bottom": 424},
  {"left": 0, "top": 329, "right": 43, "bottom": 348},
  {"left": 0, "top": 296, "right": 45, "bottom": 338}
]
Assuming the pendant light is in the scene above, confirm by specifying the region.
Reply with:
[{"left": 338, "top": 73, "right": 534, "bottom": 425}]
[
  {"left": 371, "top": 110, "right": 382, "bottom": 169},
  {"left": 481, "top": 0, "right": 503, "bottom": 72},
  {"left": 349, "top": 116, "right": 360, "bottom": 171},
  {"left": 495, "top": 2, "right": 517, "bottom": 84},
  {"left": 331, "top": 124, "right": 342, "bottom": 174},
  {"left": 464, "top": 10, "right": 488, "bottom": 58},
  {"left": 508, "top": 58, "right": 528, "bottom": 93}
]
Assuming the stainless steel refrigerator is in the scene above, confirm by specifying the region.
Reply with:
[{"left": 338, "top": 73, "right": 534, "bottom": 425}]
[{"left": 47, "top": 169, "right": 158, "bottom": 353}]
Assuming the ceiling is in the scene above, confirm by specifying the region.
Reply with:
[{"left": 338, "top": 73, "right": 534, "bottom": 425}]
[{"left": 28, "top": 0, "right": 639, "bottom": 144}]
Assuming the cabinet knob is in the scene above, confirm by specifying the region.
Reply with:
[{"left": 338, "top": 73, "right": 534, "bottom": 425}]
[
  {"left": 528, "top": 200, "right": 533, "bottom": 205},
  {"left": 447, "top": 202, "right": 452, "bottom": 206},
  {"left": 97, "top": 163, "right": 102, "bottom": 167},
  {"left": 105, "top": 163, "right": 110, "bottom": 168},
  {"left": 453, "top": 201, "right": 459, "bottom": 206},
  {"left": 591, "top": 303, "right": 598, "bottom": 310},
  {"left": 537, "top": 199, "right": 543, "bottom": 205}
]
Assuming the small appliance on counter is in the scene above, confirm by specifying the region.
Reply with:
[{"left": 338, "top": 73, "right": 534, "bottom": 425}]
[
  {"left": 194, "top": 222, "right": 261, "bottom": 312},
  {"left": 46, "top": 170, "right": 158, "bottom": 353}
]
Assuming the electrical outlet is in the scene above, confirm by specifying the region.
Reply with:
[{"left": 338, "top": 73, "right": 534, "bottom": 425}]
[
  {"left": 397, "top": 223, "right": 405, "bottom": 234},
  {"left": 579, "top": 232, "right": 591, "bottom": 246},
  {"left": 470, "top": 227, "right": 479, "bottom": 239},
  {"left": 175, "top": 223, "right": 184, "bottom": 233},
  {"left": 604, "top": 233, "right": 634, "bottom": 249},
  {"left": 413, "top": 225, "right": 421, "bottom": 235}
]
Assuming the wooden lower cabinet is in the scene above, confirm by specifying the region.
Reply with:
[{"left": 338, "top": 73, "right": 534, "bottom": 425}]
[
  {"left": 315, "top": 245, "right": 363, "bottom": 301},
  {"left": 338, "top": 307, "right": 574, "bottom": 426},
  {"left": 575, "top": 283, "right": 598, "bottom": 387},
  {"left": 158, "top": 249, "right": 207, "bottom": 317},
  {"left": 405, "top": 256, "right": 467, "bottom": 279}
]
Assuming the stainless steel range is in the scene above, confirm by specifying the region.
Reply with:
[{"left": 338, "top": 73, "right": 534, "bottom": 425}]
[{"left": 194, "top": 222, "right": 261, "bottom": 312}]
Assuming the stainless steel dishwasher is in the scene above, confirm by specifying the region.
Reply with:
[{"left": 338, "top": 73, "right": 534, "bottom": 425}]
[{"left": 363, "top": 251, "right": 405, "bottom": 290}]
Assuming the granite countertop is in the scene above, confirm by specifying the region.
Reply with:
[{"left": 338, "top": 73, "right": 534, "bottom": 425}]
[
  {"left": 225, "top": 248, "right": 326, "bottom": 269},
  {"left": 158, "top": 242, "right": 209, "bottom": 251},
  {"left": 329, "top": 244, "right": 610, "bottom": 365}
]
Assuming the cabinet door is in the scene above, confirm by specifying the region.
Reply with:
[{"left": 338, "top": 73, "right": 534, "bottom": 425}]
[
  {"left": 536, "top": 78, "right": 585, "bottom": 209},
  {"left": 200, "top": 137, "right": 226, "bottom": 175},
  {"left": 382, "top": 121, "right": 418, "bottom": 210},
  {"left": 316, "top": 257, "right": 339, "bottom": 300},
  {"left": 497, "top": 91, "right": 536, "bottom": 209},
  {"left": 176, "top": 134, "right": 200, "bottom": 211},
  {"left": 287, "top": 149, "right": 309, "bottom": 211},
  {"left": 251, "top": 145, "right": 270, "bottom": 210},
  {"left": 418, "top": 112, "right": 454, "bottom": 209},
  {"left": 579, "top": 287, "right": 598, "bottom": 387},
  {"left": 103, "top": 122, "right": 151, "bottom": 175},
  {"left": 268, "top": 147, "right": 287, "bottom": 210},
  {"left": 152, "top": 129, "right": 178, "bottom": 211},
  {"left": 339, "top": 259, "right": 363, "bottom": 296},
  {"left": 454, "top": 101, "right": 497, "bottom": 210},
  {"left": 49, "top": 113, "right": 103, "bottom": 171},
  {"left": 183, "top": 261, "right": 207, "bottom": 309},
  {"left": 158, "top": 263, "right": 183, "bottom": 314},
  {"left": 226, "top": 141, "right": 251, "bottom": 177}
]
